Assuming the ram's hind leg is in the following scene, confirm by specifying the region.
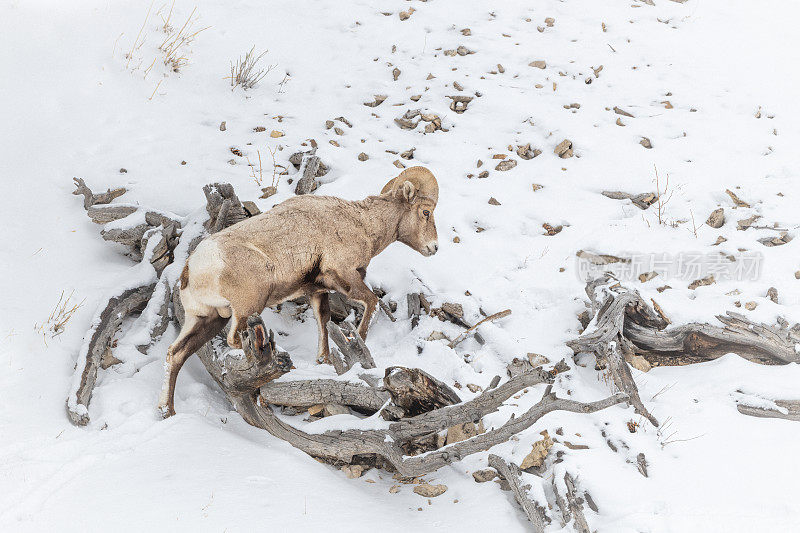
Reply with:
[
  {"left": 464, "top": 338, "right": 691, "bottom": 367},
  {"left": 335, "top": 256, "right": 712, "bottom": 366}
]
[
  {"left": 158, "top": 312, "right": 227, "bottom": 418},
  {"left": 310, "top": 291, "right": 331, "bottom": 364}
]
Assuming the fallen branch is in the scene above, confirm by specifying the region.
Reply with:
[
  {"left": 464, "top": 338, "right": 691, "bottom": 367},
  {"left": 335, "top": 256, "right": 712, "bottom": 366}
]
[
  {"left": 448, "top": 308, "right": 511, "bottom": 348},
  {"left": 488, "top": 454, "right": 547, "bottom": 531},
  {"left": 737, "top": 399, "right": 800, "bottom": 422}
]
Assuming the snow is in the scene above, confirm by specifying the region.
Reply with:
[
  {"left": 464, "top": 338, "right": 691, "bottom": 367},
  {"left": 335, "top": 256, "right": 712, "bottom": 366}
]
[{"left": 3, "top": 0, "right": 800, "bottom": 531}]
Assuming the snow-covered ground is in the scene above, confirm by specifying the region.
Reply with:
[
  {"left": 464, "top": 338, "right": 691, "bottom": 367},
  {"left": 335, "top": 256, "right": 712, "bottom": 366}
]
[{"left": 2, "top": 0, "right": 800, "bottom": 530}]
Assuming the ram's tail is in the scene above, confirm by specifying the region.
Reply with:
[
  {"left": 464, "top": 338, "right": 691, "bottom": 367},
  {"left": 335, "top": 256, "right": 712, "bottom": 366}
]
[{"left": 180, "top": 263, "right": 190, "bottom": 290}]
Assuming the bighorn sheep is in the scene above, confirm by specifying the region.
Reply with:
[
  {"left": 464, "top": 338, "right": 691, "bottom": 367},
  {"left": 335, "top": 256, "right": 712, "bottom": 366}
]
[{"left": 158, "top": 166, "right": 439, "bottom": 417}]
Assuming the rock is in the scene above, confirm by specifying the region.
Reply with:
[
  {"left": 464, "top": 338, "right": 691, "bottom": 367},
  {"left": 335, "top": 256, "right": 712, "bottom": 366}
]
[
  {"left": 441, "top": 302, "right": 463, "bottom": 318},
  {"left": 544, "top": 17, "right": 555, "bottom": 27},
  {"left": 640, "top": 137, "right": 653, "bottom": 149},
  {"left": 427, "top": 331, "right": 448, "bottom": 341},
  {"left": 706, "top": 208, "right": 725, "bottom": 228},
  {"left": 516, "top": 143, "right": 540, "bottom": 160},
  {"left": 639, "top": 271, "right": 658, "bottom": 283},
  {"left": 400, "top": 148, "right": 416, "bottom": 159},
  {"left": 554, "top": 139, "right": 573, "bottom": 158},
  {"left": 473, "top": 469, "right": 498, "bottom": 483},
  {"left": 461, "top": 28, "right": 471, "bottom": 36},
  {"left": 389, "top": 485, "right": 401, "bottom": 493},
  {"left": 393, "top": 159, "right": 405, "bottom": 169},
  {"left": 394, "top": 117, "right": 418, "bottom": 130},
  {"left": 119, "top": 168, "right": 127, "bottom": 173},
  {"left": 495, "top": 159, "right": 517, "bottom": 171},
  {"left": 466, "top": 383, "right": 482, "bottom": 393},
  {"left": 324, "top": 404, "right": 350, "bottom": 417},
  {"left": 219, "top": 121, "right": 226, "bottom": 131},
  {"left": 364, "top": 94, "right": 387, "bottom": 108},
  {"left": 767, "top": 287, "right": 778, "bottom": 303},
  {"left": 342, "top": 465, "right": 364, "bottom": 479},
  {"left": 616, "top": 118, "right": 625, "bottom": 127},
  {"left": 688, "top": 275, "right": 715, "bottom": 290},
  {"left": 520, "top": 430, "right": 553, "bottom": 470},
  {"left": 325, "top": 120, "right": 334, "bottom": 129},
  {"left": 413, "top": 484, "right": 447, "bottom": 498},
  {"left": 453, "top": 81, "right": 464, "bottom": 91},
  {"left": 230, "top": 147, "right": 243, "bottom": 157},
  {"left": 270, "top": 130, "right": 284, "bottom": 138},
  {"left": 410, "top": 95, "right": 421, "bottom": 102},
  {"left": 527, "top": 353, "right": 549, "bottom": 367},
  {"left": 478, "top": 171, "right": 489, "bottom": 178},
  {"left": 497, "top": 63, "right": 505, "bottom": 73},
  {"left": 392, "top": 67, "right": 401, "bottom": 81},
  {"left": 448, "top": 95, "right": 473, "bottom": 114},
  {"left": 542, "top": 223, "right": 563, "bottom": 236},
  {"left": 358, "top": 152, "right": 369, "bottom": 161},
  {"left": 745, "top": 301, "right": 758, "bottom": 311},
  {"left": 713, "top": 236, "right": 728, "bottom": 245},
  {"left": 488, "top": 197, "right": 501, "bottom": 205},
  {"left": 532, "top": 183, "right": 543, "bottom": 191},
  {"left": 529, "top": 60, "right": 547, "bottom": 69},
  {"left": 260, "top": 186, "right": 277, "bottom": 199},
  {"left": 424, "top": 123, "right": 436, "bottom": 134},
  {"left": 737, "top": 214, "right": 760, "bottom": 230},
  {"left": 253, "top": 126, "right": 266, "bottom": 132},
  {"left": 759, "top": 232, "right": 792, "bottom": 247},
  {"left": 242, "top": 201, "right": 261, "bottom": 217},
  {"left": 399, "top": 7, "right": 415, "bottom": 20},
  {"left": 334, "top": 127, "right": 344, "bottom": 135},
  {"left": 446, "top": 421, "right": 484, "bottom": 444},
  {"left": 614, "top": 106, "right": 634, "bottom": 117},
  {"left": 725, "top": 188, "right": 751, "bottom": 208},
  {"left": 457, "top": 45, "right": 473, "bottom": 56}
]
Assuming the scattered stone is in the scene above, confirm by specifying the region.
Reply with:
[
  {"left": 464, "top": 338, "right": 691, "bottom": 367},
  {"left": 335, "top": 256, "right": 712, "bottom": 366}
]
[
  {"left": 745, "top": 301, "right": 758, "bottom": 311},
  {"left": 767, "top": 287, "right": 778, "bottom": 303},
  {"left": 399, "top": 7, "right": 415, "bottom": 20},
  {"left": 520, "top": 430, "right": 553, "bottom": 470},
  {"left": 495, "top": 159, "right": 517, "bottom": 171},
  {"left": 542, "top": 223, "right": 563, "bottom": 236},
  {"left": 466, "top": 383, "right": 482, "bottom": 393},
  {"left": 725, "top": 188, "right": 751, "bottom": 208},
  {"left": 737, "top": 214, "right": 761, "bottom": 230},
  {"left": 795, "top": 271, "right": 800, "bottom": 279},
  {"left": 516, "top": 144, "right": 541, "bottom": 159},
  {"left": 442, "top": 302, "right": 463, "bottom": 318},
  {"left": 448, "top": 95, "right": 473, "bottom": 114},
  {"left": 342, "top": 465, "right": 364, "bottom": 479},
  {"left": 614, "top": 106, "right": 634, "bottom": 117},
  {"left": 662, "top": 100, "right": 673, "bottom": 109},
  {"left": 219, "top": 121, "right": 226, "bottom": 131},
  {"left": 488, "top": 197, "right": 501, "bottom": 205},
  {"left": 532, "top": 183, "right": 543, "bottom": 191},
  {"left": 563, "top": 103, "right": 581, "bottom": 110},
  {"left": 529, "top": 60, "right": 547, "bottom": 69},
  {"left": 270, "top": 130, "right": 284, "bottom": 138},
  {"left": 639, "top": 271, "right": 658, "bottom": 283},
  {"left": 392, "top": 67, "right": 401, "bottom": 81},
  {"left": 640, "top": 137, "right": 653, "bottom": 149},
  {"left": 544, "top": 17, "right": 555, "bottom": 27},
  {"left": 713, "top": 236, "right": 728, "bottom": 245},
  {"left": 461, "top": 28, "right": 471, "bottom": 36},
  {"left": 497, "top": 63, "right": 505, "bottom": 73},
  {"left": 688, "top": 275, "right": 715, "bottom": 290},
  {"left": 453, "top": 81, "right": 464, "bottom": 91},
  {"left": 400, "top": 148, "right": 416, "bottom": 160},
  {"left": 364, "top": 94, "right": 387, "bottom": 108},
  {"left": 260, "top": 186, "right": 277, "bottom": 199},
  {"left": 230, "top": 147, "right": 243, "bottom": 157},
  {"left": 457, "top": 45, "right": 474, "bottom": 56},
  {"left": 119, "top": 168, "right": 127, "bottom": 173},
  {"left": 413, "top": 484, "right": 447, "bottom": 498},
  {"left": 554, "top": 139, "right": 573, "bottom": 158},
  {"left": 242, "top": 201, "right": 261, "bottom": 217},
  {"left": 616, "top": 118, "right": 625, "bottom": 127},
  {"left": 358, "top": 152, "right": 369, "bottom": 161},
  {"left": 446, "top": 421, "right": 484, "bottom": 444},
  {"left": 410, "top": 95, "right": 421, "bottom": 102},
  {"left": 478, "top": 171, "right": 489, "bottom": 178},
  {"left": 472, "top": 469, "right": 498, "bottom": 483},
  {"left": 706, "top": 208, "right": 725, "bottom": 228},
  {"left": 253, "top": 126, "right": 266, "bottom": 132},
  {"left": 427, "top": 331, "right": 448, "bottom": 341},
  {"left": 334, "top": 127, "right": 344, "bottom": 135},
  {"left": 393, "top": 159, "right": 405, "bottom": 169},
  {"left": 389, "top": 485, "right": 401, "bottom": 494},
  {"left": 759, "top": 233, "right": 792, "bottom": 247},
  {"left": 527, "top": 353, "right": 549, "bottom": 367}
]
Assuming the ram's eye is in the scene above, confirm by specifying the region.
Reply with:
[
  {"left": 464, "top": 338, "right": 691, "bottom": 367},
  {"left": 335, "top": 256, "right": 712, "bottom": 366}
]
[{"left": 423, "top": 210, "right": 430, "bottom": 218}]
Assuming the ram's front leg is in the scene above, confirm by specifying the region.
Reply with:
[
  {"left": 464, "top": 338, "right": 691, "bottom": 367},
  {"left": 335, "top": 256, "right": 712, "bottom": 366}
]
[{"left": 323, "top": 270, "right": 379, "bottom": 340}]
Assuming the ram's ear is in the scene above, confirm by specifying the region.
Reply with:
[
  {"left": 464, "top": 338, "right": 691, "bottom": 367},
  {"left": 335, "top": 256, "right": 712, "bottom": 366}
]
[{"left": 400, "top": 180, "right": 416, "bottom": 202}]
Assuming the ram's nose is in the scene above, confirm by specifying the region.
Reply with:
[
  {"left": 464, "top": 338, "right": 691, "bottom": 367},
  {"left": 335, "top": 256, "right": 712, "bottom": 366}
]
[{"left": 425, "top": 241, "right": 439, "bottom": 256}]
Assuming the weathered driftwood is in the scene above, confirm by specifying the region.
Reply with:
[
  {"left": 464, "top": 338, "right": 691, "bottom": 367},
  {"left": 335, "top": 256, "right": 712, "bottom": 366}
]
[
  {"left": 553, "top": 472, "right": 591, "bottom": 533},
  {"left": 488, "top": 454, "right": 547, "bottom": 532},
  {"left": 294, "top": 150, "right": 322, "bottom": 195},
  {"left": 67, "top": 282, "right": 155, "bottom": 425},
  {"left": 601, "top": 190, "right": 657, "bottom": 210},
  {"left": 327, "top": 321, "right": 376, "bottom": 373},
  {"left": 737, "top": 399, "right": 800, "bottom": 422},
  {"left": 448, "top": 308, "right": 511, "bottom": 348},
  {"left": 383, "top": 366, "right": 460, "bottom": 416},
  {"left": 73, "top": 177, "right": 127, "bottom": 209}
]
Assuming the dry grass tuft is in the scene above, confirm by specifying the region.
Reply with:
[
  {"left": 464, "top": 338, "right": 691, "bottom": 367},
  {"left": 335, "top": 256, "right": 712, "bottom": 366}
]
[
  {"left": 229, "top": 47, "right": 275, "bottom": 90},
  {"left": 35, "top": 290, "right": 85, "bottom": 345}
]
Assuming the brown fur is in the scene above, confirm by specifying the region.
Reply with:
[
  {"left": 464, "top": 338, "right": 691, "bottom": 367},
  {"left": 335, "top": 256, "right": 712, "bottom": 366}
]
[{"left": 157, "top": 167, "right": 439, "bottom": 417}]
